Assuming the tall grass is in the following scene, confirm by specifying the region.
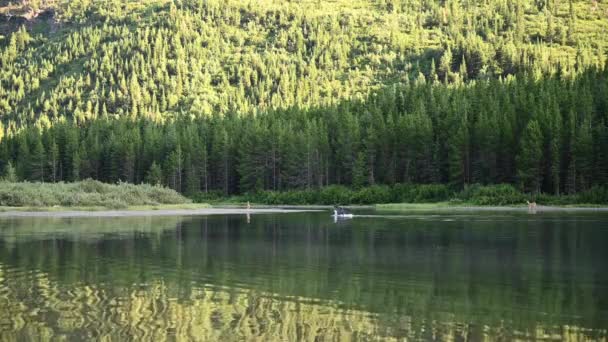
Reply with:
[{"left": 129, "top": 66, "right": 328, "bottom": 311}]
[{"left": 0, "top": 180, "right": 190, "bottom": 209}]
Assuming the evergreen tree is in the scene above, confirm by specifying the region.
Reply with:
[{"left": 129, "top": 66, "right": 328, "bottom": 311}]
[
  {"left": 2, "top": 161, "right": 18, "bottom": 182},
  {"left": 516, "top": 120, "right": 544, "bottom": 193},
  {"left": 439, "top": 47, "right": 453, "bottom": 83},
  {"left": 71, "top": 148, "right": 81, "bottom": 182},
  {"left": 567, "top": 0, "right": 575, "bottom": 41},
  {"left": 146, "top": 161, "right": 163, "bottom": 186},
  {"left": 16, "top": 134, "right": 30, "bottom": 180},
  {"left": 47, "top": 139, "right": 59, "bottom": 182},
  {"left": 352, "top": 152, "right": 367, "bottom": 189},
  {"left": 29, "top": 138, "right": 46, "bottom": 182},
  {"left": 0, "top": 63, "right": 606, "bottom": 200},
  {"left": 166, "top": 145, "right": 183, "bottom": 191}
]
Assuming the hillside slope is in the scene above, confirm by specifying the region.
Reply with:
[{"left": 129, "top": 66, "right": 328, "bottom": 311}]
[
  {"left": 0, "top": 1, "right": 607, "bottom": 199},
  {"left": 0, "top": 0, "right": 606, "bottom": 129}
]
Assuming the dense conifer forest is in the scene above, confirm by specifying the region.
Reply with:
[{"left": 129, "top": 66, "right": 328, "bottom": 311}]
[{"left": 0, "top": 0, "right": 607, "bottom": 201}]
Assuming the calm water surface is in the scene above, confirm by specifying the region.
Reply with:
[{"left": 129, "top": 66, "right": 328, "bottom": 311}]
[{"left": 0, "top": 210, "right": 607, "bottom": 341}]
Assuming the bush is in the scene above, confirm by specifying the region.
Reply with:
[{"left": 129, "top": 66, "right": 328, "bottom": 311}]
[
  {"left": 458, "top": 184, "right": 525, "bottom": 205},
  {"left": 576, "top": 186, "right": 608, "bottom": 204},
  {"left": 275, "top": 190, "right": 319, "bottom": 205},
  {"left": 243, "top": 189, "right": 320, "bottom": 205},
  {"left": 190, "top": 183, "right": 608, "bottom": 206},
  {"left": 391, "top": 183, "right": 452, "bottom": 203},
  {"left": 318, "top": 185, "right": 353, "bottom": 205},
  {"left": 0, "top": 180, "right": 190, "bottom": 208},
  {"left": 351, "top": 185, "right": 392, "bottom": 204},
  {"left": 190, "top": 190, "right": 228, "bottom": 203},
  {"left": 77, "top": 179, "right": 108, "bottom": 194}
]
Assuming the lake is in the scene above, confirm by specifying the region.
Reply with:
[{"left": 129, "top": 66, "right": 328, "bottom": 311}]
[{"left": 0, "top": 210, "right": 607, "bottom": 341}]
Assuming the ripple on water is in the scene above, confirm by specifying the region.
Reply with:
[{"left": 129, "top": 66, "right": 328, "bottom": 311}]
[{"left": 1, "top": 213, "right": 607, "bottom": 341}]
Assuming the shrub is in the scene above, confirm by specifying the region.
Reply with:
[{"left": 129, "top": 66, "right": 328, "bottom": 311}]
[
  {"left": 0, "top": 181, "right": 190, "bottom": 208},
  {"left": 189, "top": 183, "right": 608, "bottom": 206},
  {"left": 458, "top": 184, "right": 525, "bottom": 205},
  {"left": 391, "top": 183, "right": 452, "bottom": 203},
  {"left": 576, "top": 186, "right": 608, "bottom": 204},
  {"left": 77, "top": 179, "right": 108, "bottom": 194},
  {"left": 351, "top": 185, "right": 392, "bottom": 204},
  {"left": 191, "top": 190, "right": 227, "bottom": 203},
  {"left": 276, "top": 190, "right": 319, "bottom": 205},
  {"left": 318, "top": 185, "right": 353, "bottom": 205}
]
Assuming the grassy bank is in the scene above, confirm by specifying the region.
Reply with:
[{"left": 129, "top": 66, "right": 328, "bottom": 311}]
[
  {"left": 192, "top": 184, "right": 608, "bottom": 206},
  {"left": 2, "top": 181, "right": 606, "bottom": 210},
  {"left": 0, "top": 180, "right": 192, "bottom": 209},
  {"left": 0, "top": 203, "right": 211, "bottom": 212},
  {"left": 375, "top": 203, "right": 608, "bottom": 210}
]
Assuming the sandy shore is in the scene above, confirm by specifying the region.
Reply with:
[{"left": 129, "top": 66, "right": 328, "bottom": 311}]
[{"left": 0, "top": 208, "right": 321, "bottom": 218}]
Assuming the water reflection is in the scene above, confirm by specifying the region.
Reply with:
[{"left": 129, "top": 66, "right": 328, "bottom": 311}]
[{"left": 0, "top": 212, "right": 606, "bottom": 341}]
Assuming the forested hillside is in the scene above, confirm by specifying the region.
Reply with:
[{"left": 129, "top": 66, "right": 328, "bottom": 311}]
[{"left": 0, "top": 0, "right": 607, "bottom": 198}]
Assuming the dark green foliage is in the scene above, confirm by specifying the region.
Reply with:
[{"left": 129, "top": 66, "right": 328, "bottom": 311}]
[
  {"left": 239, "top": 184, "right": 449, "bottom": 205},
  {"left": 576, "top": 186, "right": 608, "bottom": 204},
  {"left": 390, "top": 184, "right": 453, "bottom": 203},
  {"left": 458, "top": 184, "right": 526, "bottom": 205},
  {"left": 0, "top": 1, "right": 607, "bottom": 204},
  {"left": 2, "top": 161, "right": 17, "bottom": 182},
  {"left": 516, "top": 120, "right": 543, "bottom": 193},
  {"left": 145, "top": 161, "right": 163, "bottom": 186},
  {"left": 28, "top": 137, "right": 45, "bottom": 181},
  {"left": 207, "top": 183, "right": 608, "bottom": 205},
  {"left": 1, "top": 69, "right": 607, "bottom": 201},
  {"left": 318, "top": 186, "right": 354, "bottom": 206},
  {"left": 351, "top": 185, "right": 392, "bottom": 205}
]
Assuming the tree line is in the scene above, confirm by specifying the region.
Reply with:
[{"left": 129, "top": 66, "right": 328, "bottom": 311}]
[{"left": 1, "top": 68, "right": 607, "bottom": 196}]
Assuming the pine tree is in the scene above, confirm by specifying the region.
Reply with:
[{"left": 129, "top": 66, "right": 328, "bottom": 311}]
[
  {"left": 166, "top": 145, "right": 183, "bottom": 191},
  {"left": 439, "top": 47, "right": 453, "bottom": 83},
  {"left": 78, "top": 144, "right": 91, "bottom": 180},
  {"left": 71, "top": 148, "right": 80, "bottom": 182},
  {"left": 146, "top": 161, "right": 163, "bottom": 186},
  {"left": 122, "top": 143, "right": 136, "bottom": 183},
  {"left": 515, "top": 0, "right": 525, "bottom": 42},
  {"left": 198, "top": 138, "right": 209, "bottom": 193},
  {"left": 563, "top": 109, "right": 577, "bottom": 194},
  {"left": 211, "top": 127, "right": 231, "bottom": 195},
  {"left": 567, "top": 0, "right": 575, "bottom": 41},
  {"left": 2, "top": 161, "right": 18, "bottom": 182},
  {"left": 238, "top": 123, "right": 266, "bottom": 192},
  {"left": 16, "top": 135, "right": 30, "bottom": 180},
  {"left": 516, "top": 120, "right": 543, "bottom": 193},
  {"left": 449, "top": 116, "right": 470, "bottom": 187},
  {"left": 29, "top": 138, "right": 46, "bottom": 182},
  {"left": 352, "top": 152, "right": 367, "bottom": 189},
  {"left": 47, "top": 139, "right": 59, "bottom": 182}
]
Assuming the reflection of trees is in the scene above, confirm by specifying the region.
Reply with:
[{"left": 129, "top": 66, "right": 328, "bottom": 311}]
[
  {"left": 0, "top": 268, "right": 384, "bottom": 341},
  {"left": 0, "top": 216, "right": 185, "bottom": 245},
  {"left": 0, "top": 214, "right": 607, "bottom": 340},
  {"left": 0, "top": 267, "right": 604, "bottom": 341}
]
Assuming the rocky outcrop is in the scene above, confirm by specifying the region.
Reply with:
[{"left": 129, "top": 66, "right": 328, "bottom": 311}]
[{"left": 0, "top": 3, "right": 55, "bottom": 35}]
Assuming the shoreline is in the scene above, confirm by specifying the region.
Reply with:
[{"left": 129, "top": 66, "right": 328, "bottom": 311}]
[
  {"left": 375, "top": 203, "right": 608, "bottom": 212},
  {"left": 0, "top": 207, "right": 321, "bottom": 218},
  {"left": 0, "top": 203, "right": 607, "bottom": 218}
]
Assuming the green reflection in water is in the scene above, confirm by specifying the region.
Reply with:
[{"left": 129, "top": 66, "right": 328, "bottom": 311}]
[{"left": 0, "top": 212, "right": 606, "bottom": 341}]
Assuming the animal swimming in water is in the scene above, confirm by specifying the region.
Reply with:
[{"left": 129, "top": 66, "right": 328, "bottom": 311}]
[{"left": 332, "top": 205, "right": 353, "bottom": 218}]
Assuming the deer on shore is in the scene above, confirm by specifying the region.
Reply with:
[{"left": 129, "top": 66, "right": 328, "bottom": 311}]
[{"left": 526, "top": 200, "right": 537, "bottom": 210}]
